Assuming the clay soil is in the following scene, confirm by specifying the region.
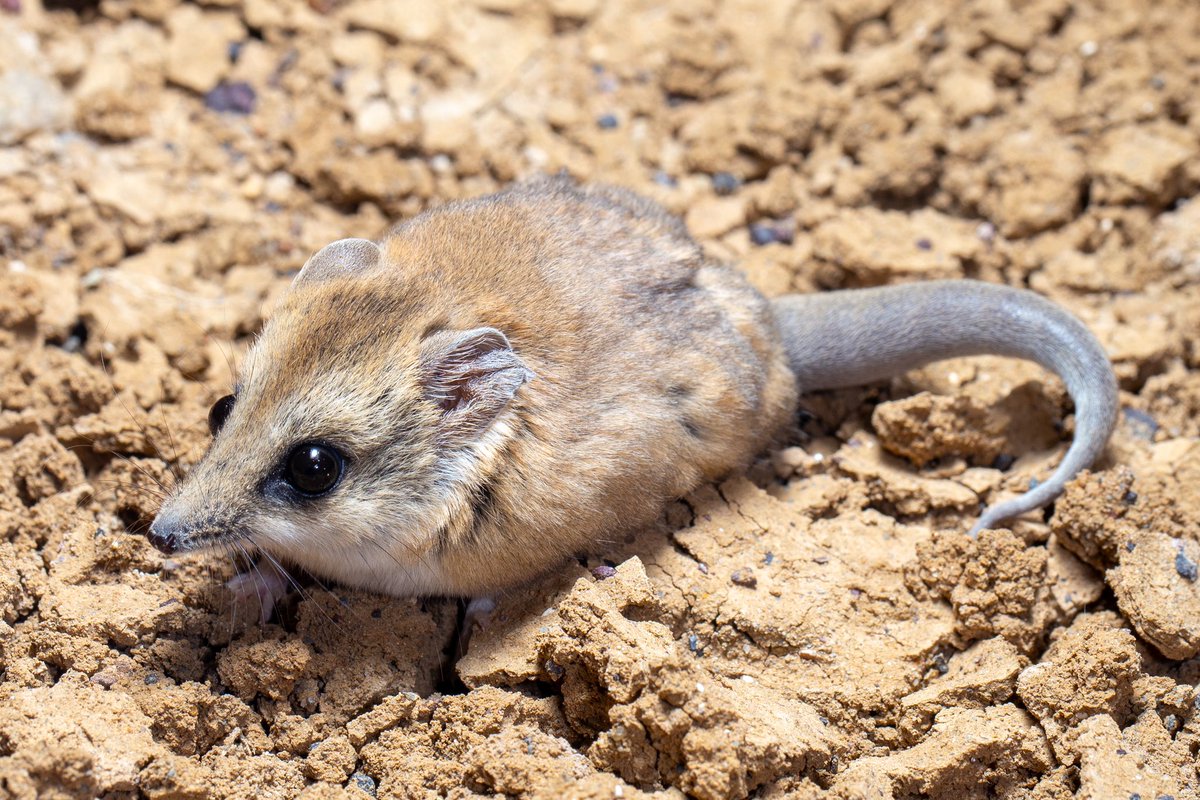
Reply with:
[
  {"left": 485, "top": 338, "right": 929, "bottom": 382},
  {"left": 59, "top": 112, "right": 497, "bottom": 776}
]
[{"left": 2, "top": 0, "right": 1200, "bottom": 797}]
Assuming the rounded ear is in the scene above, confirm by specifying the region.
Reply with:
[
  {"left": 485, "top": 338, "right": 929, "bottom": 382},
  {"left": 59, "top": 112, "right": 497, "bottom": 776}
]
[
  {"left": 292, "top": 238, "right": 383, "bottom": 288},
  {"left": 420, "top": 328, "right": 535, "bottom": 444}
]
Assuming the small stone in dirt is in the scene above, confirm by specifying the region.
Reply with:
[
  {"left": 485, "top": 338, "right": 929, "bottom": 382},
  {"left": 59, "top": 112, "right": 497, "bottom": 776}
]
[
  {"left": 1174, "top": 546, "right": 1197, "bottom": 582},
  {"left": 731, "top": 568, "right": 757, "bottom": 588},
  {"left": 711, "top": 171, "right": 740, "bottom": 195},
  {"left": 1122, "top": 408, "right": 1160, "bottom": 440},
  {"left": 749, "top": 221, "right": 795, "bottom": 246},
  {"left": 976, "top": 221, "right": 997, "bottom": 242},
  {"left": 915, "top": 237, "right": 933, "bottom": 251},
  {"left": 348, "top": 772, "right": 376, "bottom": 796},
  {"left": 653, "top": 170, "right": 677, "bottom": 187},
  {"left": 750, "top": 224, "right": 776, "bottom": 246},
  {"left": 992, "top": 453, "right": 1016, "bottom": 471},
  {"left": 1123, "top": 490, "right": 1138, "bottom": 505},
  {"left": 591, "top": 565, "right": 617, "bottom": 580},
  {"left": 596, "top": 113, "right": 618, "bottom": 129},
  {"left": 205, "top": 81, "right": 257, "bottom": 115}
]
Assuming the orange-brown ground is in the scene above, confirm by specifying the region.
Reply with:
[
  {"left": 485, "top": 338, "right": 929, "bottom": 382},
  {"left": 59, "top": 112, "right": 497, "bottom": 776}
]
[{"left": 1, "top": 0, "right": 1199, "bottom": 797}]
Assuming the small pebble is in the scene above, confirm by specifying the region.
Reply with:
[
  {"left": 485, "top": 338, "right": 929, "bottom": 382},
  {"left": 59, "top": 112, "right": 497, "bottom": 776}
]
[
  {"left": 711, "top": 172, "right": 740, "bottom": 195},
  {"left": 1174, "top": 547, "right": 1198, "bottom": 582},
  {"left": 730, "top": 568, "right": 757, "bottom": 588},
  {"left": 144, "top": 673, "right": 159, "bottom": 685},
  {"left": 90, "top": 673, "right": 117, "bottom": 688},
  {"left": 687, "top": 632, "right": 701, "bottom": 653},
  {"left": 915, "top": 237, "right": 933, "bottom": 251},
  {"left": 591, "top": 565, "right": 617, "bottom": 580},
  {"left": 1122, "top": 490, "right": 1138, "bottom": 505},
  {"left": 763, "top": 551, "right": 774, "bottom": 565},
  {"left": 749, "top": 221, "right": 795, "bottom": 246},
  {"left": 1126, "top": 541, "right": 1136, "bottom": 552},
  {"left": 348, "top": 772, "right": 377, "bottom": 797},
  {"left": 992, "top": 453, "right": 1016, "bottom": 471},
  {"left": 750, "top": 224, "right": 776, "bottom": 246},
  {"left": 1122, "top": 407, "right": 1159, "bottom": 441},
  {"left": 653, "top": 170, "right": 677, "bottom": 187},
  {"left": 205, "top": 81, "right": 257, "bottom": 115},
  {"left": 596, "top": 113, "right": 619, "bottom": 129},
  {"left": 976, "top": 221, "right": 997, "bottom": 243}
]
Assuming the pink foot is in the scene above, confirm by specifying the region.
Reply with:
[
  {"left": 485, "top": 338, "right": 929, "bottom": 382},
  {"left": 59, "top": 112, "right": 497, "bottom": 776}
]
[
  {"left": 458, "top": 596, "right": 497, "bottom": 654},
  {"left": 226, "top": 561, "right": 292, "bottom": 624}
]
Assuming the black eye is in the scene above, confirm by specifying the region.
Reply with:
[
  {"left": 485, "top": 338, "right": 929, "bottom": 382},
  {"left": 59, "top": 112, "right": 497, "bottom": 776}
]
[
  {"left": 285, "top": 443, "right": 343, "bottom": 496},
  {"left": 208, "top": 394, "right": 235, "bottom": 435}
]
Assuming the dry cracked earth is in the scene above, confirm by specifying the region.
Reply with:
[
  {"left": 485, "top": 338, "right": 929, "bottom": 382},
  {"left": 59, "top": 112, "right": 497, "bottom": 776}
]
[{"left": 1, "top": 0, "right": 1200, "bottom": 797}]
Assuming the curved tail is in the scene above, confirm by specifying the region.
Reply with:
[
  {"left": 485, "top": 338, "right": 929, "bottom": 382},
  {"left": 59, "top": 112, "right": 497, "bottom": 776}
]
[{"left": 770, "top": 280, "right": 1118, "bottom": 534}]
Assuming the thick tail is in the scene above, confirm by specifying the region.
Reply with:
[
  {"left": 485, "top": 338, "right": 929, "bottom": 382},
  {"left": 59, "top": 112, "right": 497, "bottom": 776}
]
[{"left": 770, "top": 280, "right": 1118, "bottom": 534}]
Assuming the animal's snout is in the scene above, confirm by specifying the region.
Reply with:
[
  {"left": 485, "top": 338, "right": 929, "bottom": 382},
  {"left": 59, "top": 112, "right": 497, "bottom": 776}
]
[{"left": 147, "top": 514, "right": 181, "bottom": 555}]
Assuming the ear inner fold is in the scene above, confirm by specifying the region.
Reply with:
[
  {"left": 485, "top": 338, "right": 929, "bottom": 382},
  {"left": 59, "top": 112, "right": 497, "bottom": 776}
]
[
  {"left": 293, "top": 238, "right": 383, "bottom": 288},
  {"left": 420, "top": 328, "right": 534, "bottom": 443}
]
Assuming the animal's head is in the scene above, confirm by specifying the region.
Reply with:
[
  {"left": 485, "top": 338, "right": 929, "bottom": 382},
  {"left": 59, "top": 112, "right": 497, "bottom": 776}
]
[{"left": 147, "top": 238, "right": 533, "bottom": 590}]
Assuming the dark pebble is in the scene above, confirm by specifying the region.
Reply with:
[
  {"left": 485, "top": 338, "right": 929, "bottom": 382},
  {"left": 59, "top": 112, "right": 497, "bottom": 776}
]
[
  {"left": 596, "top": 113, "right": 619, "bottom": 129},
  {"left": 349, "top": 772, "right": 377, "bottom": 796},
  {"left": 228, "top": 41, "right": 243, "bottom": 63},
  {"left": 653, "top": 170, "right": 677, "bottom": 187},
  {"left": 204, "top": 81, "right": 257, "bottom": 115},
  {"left": 730, "top": 568, "right": 757, "bottom": 588},
  {"left": 1122, "top": 407, "right": 1160, "bottom": 441},
  {"left": 687, "top": 632, "right": 701, "bottom": 653},
  {"left": 591, "top": 565, "right": 617, "bottom": 580},
  {"left": 1175, "top": 548, "right": 1198, "bottom": 582},
  {"left": 763, "top": 551, "right": 774, "bottom": 565},
  {"left": 915, "top": 237, "right": 933, "bottom": 251},
  {"left": 992, "top": 453, "right": 1016, "bottom": 471},
  {"left": 711, "top": 171, "right": 740, "bottom": 195},
  {"left": 750, "top": 224, "right": 777, "bottom": 246},
  {"left": 1126, "top": 541, "right": 1136, "bottom": 552},
  {"left": 1122, "top": 490, "right": 1138, "bottom": 505},
  {"left": 144, "top": 673, "right": 159, "bottom": 685}
]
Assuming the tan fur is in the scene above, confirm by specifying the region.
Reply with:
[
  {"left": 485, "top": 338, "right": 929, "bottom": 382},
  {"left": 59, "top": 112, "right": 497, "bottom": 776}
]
[{"left": 154, "top": 177, "right": 797, "bottom": 596}]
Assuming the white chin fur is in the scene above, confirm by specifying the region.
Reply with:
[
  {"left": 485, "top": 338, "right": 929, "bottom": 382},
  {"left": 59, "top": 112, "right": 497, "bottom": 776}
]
[{"left": 250, "top": 516, "right": 451, "bottom": 597}]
